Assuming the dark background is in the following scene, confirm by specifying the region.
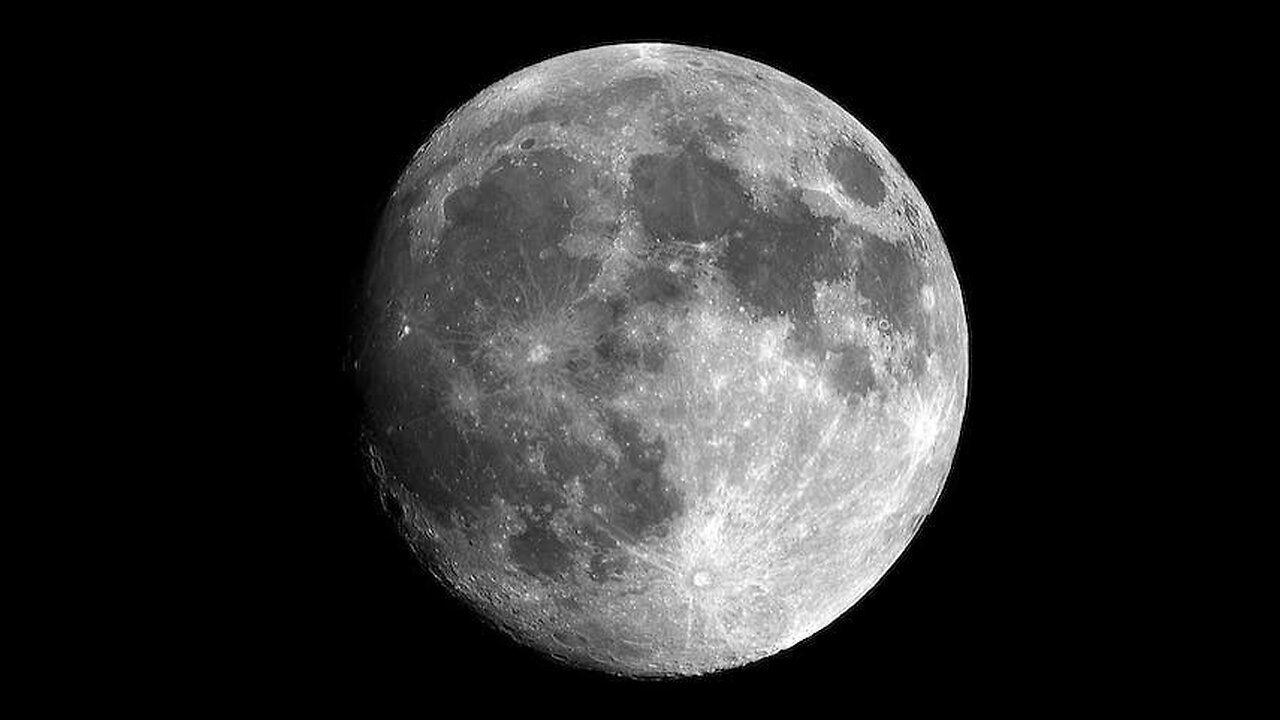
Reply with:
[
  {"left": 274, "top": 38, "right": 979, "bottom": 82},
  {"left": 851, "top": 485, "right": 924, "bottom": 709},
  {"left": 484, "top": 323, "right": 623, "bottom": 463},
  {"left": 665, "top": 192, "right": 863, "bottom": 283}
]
[{"left": 244, "top": 20, "right": 1120, "bottom": 702}]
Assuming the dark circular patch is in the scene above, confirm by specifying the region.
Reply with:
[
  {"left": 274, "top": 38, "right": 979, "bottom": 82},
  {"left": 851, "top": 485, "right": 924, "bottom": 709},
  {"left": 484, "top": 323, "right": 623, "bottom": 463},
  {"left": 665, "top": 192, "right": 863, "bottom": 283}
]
[{"left": 826, "top": 143, "right": 886, "bottom": 207}]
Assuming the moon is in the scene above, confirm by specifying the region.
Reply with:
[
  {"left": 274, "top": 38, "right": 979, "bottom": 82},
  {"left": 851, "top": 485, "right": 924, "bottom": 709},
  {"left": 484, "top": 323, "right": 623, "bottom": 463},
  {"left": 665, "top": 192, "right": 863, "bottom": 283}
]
[{"left": 357, "top": 42, "right": 968, "bottom": 676}]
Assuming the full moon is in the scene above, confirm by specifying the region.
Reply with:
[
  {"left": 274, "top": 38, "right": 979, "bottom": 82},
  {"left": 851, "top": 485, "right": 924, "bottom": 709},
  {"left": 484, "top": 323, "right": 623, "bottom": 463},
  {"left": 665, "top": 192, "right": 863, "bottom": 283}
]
[{"left": 357, "top": 43, "right": 968, "bottom": 676}]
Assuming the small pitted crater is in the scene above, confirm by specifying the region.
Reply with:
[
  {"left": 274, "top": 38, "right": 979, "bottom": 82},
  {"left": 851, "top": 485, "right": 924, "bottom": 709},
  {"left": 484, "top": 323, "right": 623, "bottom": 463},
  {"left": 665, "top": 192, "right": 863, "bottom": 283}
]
[
  {"left": 826, "top": 143, "right": 886, "bottom": 207},
  {"left": 519, "top": 137, "right": 537, "bottom": 150}
]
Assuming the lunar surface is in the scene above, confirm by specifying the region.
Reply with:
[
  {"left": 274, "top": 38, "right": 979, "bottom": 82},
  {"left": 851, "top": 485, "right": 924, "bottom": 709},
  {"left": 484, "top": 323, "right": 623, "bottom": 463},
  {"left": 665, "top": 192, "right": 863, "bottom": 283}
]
[{"left": 357, "top": 43, "right": 968, "bottom": 676}]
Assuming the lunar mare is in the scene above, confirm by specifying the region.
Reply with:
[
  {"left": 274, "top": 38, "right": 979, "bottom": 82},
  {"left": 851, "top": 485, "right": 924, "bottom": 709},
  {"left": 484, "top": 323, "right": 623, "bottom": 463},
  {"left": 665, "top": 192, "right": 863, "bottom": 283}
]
[{"left": 359, "top": 43, "right": 968, "bottom": 676}]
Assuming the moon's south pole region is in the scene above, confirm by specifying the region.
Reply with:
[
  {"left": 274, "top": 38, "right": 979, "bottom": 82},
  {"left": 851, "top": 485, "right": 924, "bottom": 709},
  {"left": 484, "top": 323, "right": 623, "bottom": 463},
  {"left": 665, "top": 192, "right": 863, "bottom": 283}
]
[{"left": 358, "top": 43, "right": 969, "bottom": 676}]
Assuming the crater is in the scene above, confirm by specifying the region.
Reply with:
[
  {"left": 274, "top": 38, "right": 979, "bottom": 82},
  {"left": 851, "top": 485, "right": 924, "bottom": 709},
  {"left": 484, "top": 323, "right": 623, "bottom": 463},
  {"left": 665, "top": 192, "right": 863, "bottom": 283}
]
[{"left": 826, "top": 143, "right": 886, "bottom": 207}]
